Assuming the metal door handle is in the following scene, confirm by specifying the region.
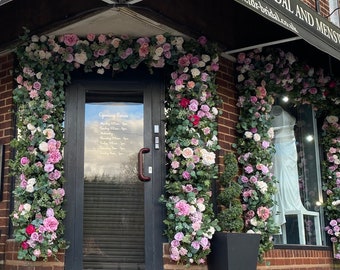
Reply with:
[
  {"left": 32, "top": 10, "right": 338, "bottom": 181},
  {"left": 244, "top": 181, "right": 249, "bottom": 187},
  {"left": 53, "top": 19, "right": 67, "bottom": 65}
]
[{"left": 138, "top": 148, "right": 151, "bottom": 182}]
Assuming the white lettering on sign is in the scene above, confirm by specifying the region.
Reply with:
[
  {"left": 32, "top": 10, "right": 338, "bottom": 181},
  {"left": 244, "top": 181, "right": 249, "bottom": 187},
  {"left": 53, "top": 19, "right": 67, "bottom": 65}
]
[
  {"left": 274, "top": 0, "right": 294, "bottom": 13},
  {"left": 237, "top": 0, "right": 340, "bottom": 47},
  {"left": 240, "top": 0, "right": 298, "bottom": 33},
  {"left": 295, "top": 5, "right": 314, "bottom": 27},
  {"left": 315, "top": 18, "right": 340, "bottom": 44}
]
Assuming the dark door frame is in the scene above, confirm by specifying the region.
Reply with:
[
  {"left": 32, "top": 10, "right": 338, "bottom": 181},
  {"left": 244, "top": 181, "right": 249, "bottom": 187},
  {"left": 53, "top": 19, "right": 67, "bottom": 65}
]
[{"left": 63, "top": 70, "right": 166, "bottom": 270}]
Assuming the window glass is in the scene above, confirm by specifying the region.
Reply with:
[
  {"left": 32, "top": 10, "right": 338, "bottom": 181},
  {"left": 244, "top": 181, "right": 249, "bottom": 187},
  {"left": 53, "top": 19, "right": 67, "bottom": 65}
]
[{"left": 272, "top": 103, "right": 325, "bottom": 246}]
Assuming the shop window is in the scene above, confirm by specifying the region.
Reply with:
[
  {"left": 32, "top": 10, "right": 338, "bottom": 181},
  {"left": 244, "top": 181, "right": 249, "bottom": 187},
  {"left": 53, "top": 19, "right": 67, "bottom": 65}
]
[
  {"left": 272, "top": 102, "right": 326, "bottom": 246},
  {"left": 329, "top": 0, "right": 340, "bottom": 27}
]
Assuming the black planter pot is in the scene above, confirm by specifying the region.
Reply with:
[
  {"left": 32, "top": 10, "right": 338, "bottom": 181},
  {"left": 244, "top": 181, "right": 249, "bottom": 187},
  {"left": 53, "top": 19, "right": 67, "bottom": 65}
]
[{"left": 208, "top": 232, "right": 261, "bottom": 270}]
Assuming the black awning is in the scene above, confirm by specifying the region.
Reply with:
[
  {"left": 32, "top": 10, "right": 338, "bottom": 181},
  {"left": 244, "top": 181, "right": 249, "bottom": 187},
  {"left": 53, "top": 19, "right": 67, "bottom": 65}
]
[{"left": 234, "top": 0, "right": 340, "bottom": 61}]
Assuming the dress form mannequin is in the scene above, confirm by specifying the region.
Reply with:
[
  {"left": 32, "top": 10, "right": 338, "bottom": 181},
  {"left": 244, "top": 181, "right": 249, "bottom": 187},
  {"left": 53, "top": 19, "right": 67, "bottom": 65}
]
[{"left": 271, "top": 105, "right": 306, "bottom": 226}]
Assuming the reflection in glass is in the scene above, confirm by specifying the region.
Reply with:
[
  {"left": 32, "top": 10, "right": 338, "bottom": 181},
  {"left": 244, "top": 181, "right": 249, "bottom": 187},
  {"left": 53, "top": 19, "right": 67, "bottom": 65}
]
[
  {"left": 83, "top": 102, "right": 145, "bottom": 270},
  {"left": 84, "top": 103, "right": 143, "bottom": 181}
]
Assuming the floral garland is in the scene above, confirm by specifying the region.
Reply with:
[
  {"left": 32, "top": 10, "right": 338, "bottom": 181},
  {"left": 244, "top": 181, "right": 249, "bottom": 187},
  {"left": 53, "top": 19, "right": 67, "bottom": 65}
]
[
  {"left": 161, "top": 44, "right": 221, "bottom": 265},
  {"left": 235, "top": 47, "right": 340, "bottom": 259},
  {"left": 10, "top": 29, "right": 221, "bottom": 264}
]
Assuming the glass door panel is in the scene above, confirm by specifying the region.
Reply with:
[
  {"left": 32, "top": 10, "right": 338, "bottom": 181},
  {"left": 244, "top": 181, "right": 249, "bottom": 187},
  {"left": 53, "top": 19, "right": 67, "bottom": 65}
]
[{"left": 83, "top": 101, "right": 145, "bottom": 270}]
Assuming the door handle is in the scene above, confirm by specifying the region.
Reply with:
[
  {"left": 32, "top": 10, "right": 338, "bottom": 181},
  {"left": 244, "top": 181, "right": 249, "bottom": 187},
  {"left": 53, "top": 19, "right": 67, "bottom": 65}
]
[{"left": 138, "top": 148, "right": 151, "bottom": 182}]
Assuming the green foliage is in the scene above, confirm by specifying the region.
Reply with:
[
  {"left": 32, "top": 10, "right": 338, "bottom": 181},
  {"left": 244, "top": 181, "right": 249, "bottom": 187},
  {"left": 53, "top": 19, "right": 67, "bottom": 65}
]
[{"left": 217, "top": 152, "right": 244, "bottom": 232}]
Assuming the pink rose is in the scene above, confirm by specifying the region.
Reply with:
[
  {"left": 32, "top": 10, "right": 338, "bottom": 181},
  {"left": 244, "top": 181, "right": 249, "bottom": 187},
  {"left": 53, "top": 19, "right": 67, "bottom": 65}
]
[
  {"left": 44, "top": 163, "right": 54, "bottom": 173},
  {"left": 257, "top": 206, "right": 270, "bottom": 221},
  {"left": 20, "top": 157, "right": 30, "bottom": 166},
  {"left": 198, "top": 36, "right": 207, "bottom": 46},
  {"left": 63, "top": 34, "right": 78, "bottom": 47},
  {"left": 43, "top": 216, "right": 59, "bottom": 232},
  {"left": 182, "top": 147, "right": 194, "bottom": 159},
  {"left": 175, "top": 200, "right": 190, "bottom": 216},
  {"left": 87, "top": 33, "right": 96, "bottom": 41}
]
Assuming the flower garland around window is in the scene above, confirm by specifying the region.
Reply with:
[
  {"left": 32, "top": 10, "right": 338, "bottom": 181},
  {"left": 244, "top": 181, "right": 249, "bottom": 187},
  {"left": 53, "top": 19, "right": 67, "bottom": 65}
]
[
  {"left": 235, "top": 47, "right": 340, "bottom": 260},
  {"left": 10, "top": 28, "right": 221, "bottom": 264}
]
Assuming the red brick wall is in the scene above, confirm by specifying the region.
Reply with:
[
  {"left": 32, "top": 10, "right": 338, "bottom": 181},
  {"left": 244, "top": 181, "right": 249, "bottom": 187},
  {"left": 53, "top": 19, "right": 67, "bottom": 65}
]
[
  {"left": 216, "top": 58, "right": 239, "bottom": 152},
  {"left": 258, "top": 248, "right": 337, "bottom": 270},
  {"left": 0, "top": 53, "right": 15, "bottom": 270},
  {"left": 302, "top": 0, "right": 330, "bottom": 16}
]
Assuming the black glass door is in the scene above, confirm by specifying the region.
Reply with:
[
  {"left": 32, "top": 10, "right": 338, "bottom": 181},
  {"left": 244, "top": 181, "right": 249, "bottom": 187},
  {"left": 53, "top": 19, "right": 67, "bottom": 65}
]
[{"left": 64, "top": 71, "right": 165, "bottom": 270}]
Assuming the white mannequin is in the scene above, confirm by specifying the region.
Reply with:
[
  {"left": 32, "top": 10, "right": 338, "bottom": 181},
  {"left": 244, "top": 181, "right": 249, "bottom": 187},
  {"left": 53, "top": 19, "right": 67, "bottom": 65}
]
[{"left": 271, "top": 105, "right": 306, "bottom": 226}]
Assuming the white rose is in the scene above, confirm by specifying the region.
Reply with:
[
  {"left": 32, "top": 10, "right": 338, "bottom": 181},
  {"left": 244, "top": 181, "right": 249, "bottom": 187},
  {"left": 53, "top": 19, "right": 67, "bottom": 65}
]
[
  {"left": 38, "top": 50, "right": 45, "bottom": 59},
  {"left": 45, "top": 51, "right": 52, "bottom": 59},
  {"left": 97, "top": 68, "right": 105, "bottom": 75},
  {"left": 155, "top": 46, "right": 164, "bottom": 56},
  {"left": 237, "top": 74, "right": 245, "bottom": 82},
  {"left": 334, "top": 157, "right": 340, "bottom": 165},
  {"left": 285, "top": 52, "right": 296, "bottom": 65},
  {"left": 182, "top": 147, "right": 194, "bottom": 159},
  {"left": 27, "top": 123, "right": 36, "bottom": 131},
  {"left": 102, "top": 58, "right": 110, "bottom": 67},
  {"left": 27, "top": 178, "right": 36, "bottom": 185},
  {"left": 250, "top": 217, "right": 258, "bottom": 226},
  {"left": 189, "top": 205, "right": 196, "bottom": 214},
  {"left": 53, "top": 44, "right": 60, "bottom": 52},
  {"left": 245, "top": 131, "right": 253, "bottom": 138},
  {"left": 201, "top": 149, "right": 215, "bottom": 166},
  {"left": 256, "top": 181, "right": 268, "bottom": 194},
  {"left": 268, "top": 127, "right": 274, "bottom": 139},
  {"left": 253, "top": 133, "right": 261, "bottom": 142},
  {"left": 31, "top": 35, "right": 39, "bottom": 42},
  {"left": 39, "top": 141, "right": 49, "bottom": 152},
  {"left": 197, "top": 61, "right": 206, "bottom": 68},
  {"left": 43, "top": 128, "right": 55, "bottom": 139},
  {"left": 175, "top": 37, "right": 184, "bottom": 46},
  {"left": 26, "top": 185, "right": 34, "bottom": 193},
  {"left": 202, "top": 54, "right": 211, "bottom": 62},
  {"left": 326, "top": 115, "right": 339, "bottom": 124},
  {"left": 197, "top": 202, "right": 206, "bottom": 212},
  {"left": 191, "top": 68, "right": 200, "bottom": 78},
  {"left": 203, "top": 226, "right": 216, "bottom": 239},
  {"left": 39, "top": 35, "right": 47, "bottom": 42},
  {"left": 23, "top": 203, "right": 31, "bottom": 212},
  {"left": 332, "top": 200, "right": 340, "bottom": 206},
  {"left": 36, "top": 72, "right": 42, "bottom": 80},
  {"left": 74, "top": 50, "right": 88, "bottom": 65},
  {"left": 211, "top": 107, "right": 218, "bottom": 115}
]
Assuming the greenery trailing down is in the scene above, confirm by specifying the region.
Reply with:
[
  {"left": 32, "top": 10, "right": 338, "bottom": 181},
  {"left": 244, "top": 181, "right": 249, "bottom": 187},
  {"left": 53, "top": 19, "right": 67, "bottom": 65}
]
[
  {"left": 217, "top": 152, "right": 244, "bottom": 233},
  {"left": 10, "top": 28, "right": 222, "bottom": 265},
  {"left": 234, "top": 47, "right": 340, "bottom": 260}
]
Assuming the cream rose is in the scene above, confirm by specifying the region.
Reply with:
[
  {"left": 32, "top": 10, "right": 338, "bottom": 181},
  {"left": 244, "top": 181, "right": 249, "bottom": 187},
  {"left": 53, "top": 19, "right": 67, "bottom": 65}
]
[
  {"left": 182, "top": 147, "right": 194, "bottom": 159},
  {"left": 201, "top": 149, "right": 215, "bottom": 166},
  {"left": 253, "top": 133, "right": 261, "bottom": 142},
  {"left": 39, "top": 141, "right": 49, "bottom": 152},
  {"left": 74, "top": 50, "right": 88, "bottom": 65},
  {"left": 191, "top": 68, "right": 200, "bottom": 78},
  {"left": 43, "top": 128, "right": 55, "bottom": 139}
]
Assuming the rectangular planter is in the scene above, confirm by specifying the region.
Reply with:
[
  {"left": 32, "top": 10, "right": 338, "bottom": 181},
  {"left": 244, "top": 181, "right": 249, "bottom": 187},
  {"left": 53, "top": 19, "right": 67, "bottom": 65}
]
[{"left": 208, "top": 232, "right": 260, "bottom": 270}]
